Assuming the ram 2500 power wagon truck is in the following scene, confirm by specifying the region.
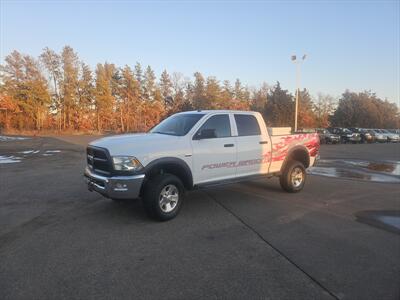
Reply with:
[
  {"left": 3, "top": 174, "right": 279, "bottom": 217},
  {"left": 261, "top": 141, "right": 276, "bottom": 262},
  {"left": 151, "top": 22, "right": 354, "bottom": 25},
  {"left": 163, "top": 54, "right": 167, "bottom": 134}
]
[{"left": 84, "top": 110, "right": 319, "bottom": 221}]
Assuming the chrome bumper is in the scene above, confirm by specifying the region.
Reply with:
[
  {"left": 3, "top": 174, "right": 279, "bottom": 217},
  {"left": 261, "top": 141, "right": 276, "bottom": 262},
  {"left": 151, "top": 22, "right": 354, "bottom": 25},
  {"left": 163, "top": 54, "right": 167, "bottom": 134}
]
[{"left": 84, "top": 167, "right": 145, "bottom": 199}]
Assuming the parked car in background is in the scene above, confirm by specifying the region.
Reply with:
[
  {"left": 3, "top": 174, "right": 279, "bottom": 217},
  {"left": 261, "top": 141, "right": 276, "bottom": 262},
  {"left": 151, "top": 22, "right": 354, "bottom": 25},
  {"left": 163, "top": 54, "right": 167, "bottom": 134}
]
[
  {"left": 348, "top": 128, "right": 374, "bottom": 143},
  {"left": 328, "top": 127, "right": 361, "bottom": 143},
  {"left": 380, "top": 129, "right": 399, "bottom": 142},
  {"left": 387, "top": 129, "right": 400, "bottom": 134},
  {"left": 368, "top": 129, "right": 387, "bottom": 143},
  {"left": 316, "top": 129, "right": 340, "bottom": 144}
]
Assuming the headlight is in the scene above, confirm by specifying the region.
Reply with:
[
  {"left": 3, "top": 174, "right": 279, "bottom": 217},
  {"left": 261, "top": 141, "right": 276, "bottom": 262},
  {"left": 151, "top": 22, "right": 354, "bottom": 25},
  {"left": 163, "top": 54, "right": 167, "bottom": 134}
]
[{"left": 112, "top": 156, "right": 143, "bottom": 171}]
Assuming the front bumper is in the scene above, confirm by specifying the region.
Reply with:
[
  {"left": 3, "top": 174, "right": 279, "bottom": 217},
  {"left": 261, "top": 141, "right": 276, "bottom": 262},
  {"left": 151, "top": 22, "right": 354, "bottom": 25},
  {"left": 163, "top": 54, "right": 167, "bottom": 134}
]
[
  {"left": 328, "top": 137, "right": 340, "bottom": 143},
  {"left": 84, "top": 167, "right": 145, "bottom": 199},
  {"left": 349, "top": 136, "right": 361, "bottom": 142}
]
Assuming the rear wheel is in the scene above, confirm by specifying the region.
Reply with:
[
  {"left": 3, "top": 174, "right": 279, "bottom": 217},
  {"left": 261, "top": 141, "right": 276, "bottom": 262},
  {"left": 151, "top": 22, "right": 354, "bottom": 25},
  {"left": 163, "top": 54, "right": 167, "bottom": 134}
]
[
  {"left": 142, "top": 174, "right": 185, "bottom": 221},
  {"left": 280, "top": 160, "right": 306, "bottom": 193}
]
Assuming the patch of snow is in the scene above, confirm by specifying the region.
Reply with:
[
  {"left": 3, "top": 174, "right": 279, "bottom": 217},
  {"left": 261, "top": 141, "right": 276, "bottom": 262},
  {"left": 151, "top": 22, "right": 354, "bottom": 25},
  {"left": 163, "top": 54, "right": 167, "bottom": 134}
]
[
  {"left": 0, "top": 155, "right": 22, "bottom": 164},
  {"left": 45, "top": 150, "right": 61, "bottom": 153},
  {"left": 0, "top": 136, "right": 30, "bottom": 142},
  {"left": 42, "top": 153, "right": 53, "bottom": 156},
  {"left": 18, "top": 150, "right": 35, "bottom": 154}
]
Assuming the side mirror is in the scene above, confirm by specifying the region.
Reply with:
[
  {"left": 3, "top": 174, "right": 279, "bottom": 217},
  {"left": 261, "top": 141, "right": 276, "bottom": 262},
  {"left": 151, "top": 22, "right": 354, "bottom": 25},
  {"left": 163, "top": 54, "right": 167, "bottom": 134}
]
[{"left": 194, "top": 128, "right": 216, "bottom": 140}]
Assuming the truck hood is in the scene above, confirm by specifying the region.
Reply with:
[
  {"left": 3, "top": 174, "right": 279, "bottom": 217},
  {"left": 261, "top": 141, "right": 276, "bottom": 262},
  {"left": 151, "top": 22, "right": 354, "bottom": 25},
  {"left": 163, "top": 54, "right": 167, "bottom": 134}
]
[{"left": 89, "top": 133, "right": 180, "bottom": 157}]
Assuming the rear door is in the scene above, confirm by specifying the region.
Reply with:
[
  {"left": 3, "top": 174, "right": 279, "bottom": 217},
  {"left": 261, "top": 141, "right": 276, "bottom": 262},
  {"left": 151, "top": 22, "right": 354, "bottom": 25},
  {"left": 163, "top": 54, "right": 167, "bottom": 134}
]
[
  {"left": 191, "top": 114, "right": 237, "bottom": 184},
  {"left": 234, "top": 113, "right": 271, "bottom": 177}
]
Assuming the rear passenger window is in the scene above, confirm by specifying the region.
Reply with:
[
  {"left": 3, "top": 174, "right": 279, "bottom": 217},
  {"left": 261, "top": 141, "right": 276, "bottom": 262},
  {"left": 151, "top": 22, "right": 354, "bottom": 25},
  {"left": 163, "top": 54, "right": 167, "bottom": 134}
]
[
  {"left": 235, "top": 114, "right": 261, "bottom": 136},
  {"left": 196, "top": 114, "right": 231, "bottom": 138}
]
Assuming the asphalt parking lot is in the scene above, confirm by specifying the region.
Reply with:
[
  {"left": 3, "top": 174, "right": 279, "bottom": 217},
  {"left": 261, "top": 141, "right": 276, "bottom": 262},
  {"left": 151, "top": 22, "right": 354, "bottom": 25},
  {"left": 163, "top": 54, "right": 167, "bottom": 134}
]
[{"left": 1, "top": 136, "right": 399, "bottom": 300}]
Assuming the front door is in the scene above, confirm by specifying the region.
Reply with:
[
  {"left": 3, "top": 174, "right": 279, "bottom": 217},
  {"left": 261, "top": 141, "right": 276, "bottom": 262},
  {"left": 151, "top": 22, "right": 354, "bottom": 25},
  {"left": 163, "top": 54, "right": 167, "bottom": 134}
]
[{"left": 191, "top": 114, "right": 237, "bottom": 184}]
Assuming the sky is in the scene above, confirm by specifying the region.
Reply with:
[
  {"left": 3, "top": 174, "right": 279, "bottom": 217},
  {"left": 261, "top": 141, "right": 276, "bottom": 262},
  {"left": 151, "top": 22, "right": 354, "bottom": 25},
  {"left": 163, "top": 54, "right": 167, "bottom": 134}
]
[{"left": 1, "top": 0, "right": 399, "bottom": 104}]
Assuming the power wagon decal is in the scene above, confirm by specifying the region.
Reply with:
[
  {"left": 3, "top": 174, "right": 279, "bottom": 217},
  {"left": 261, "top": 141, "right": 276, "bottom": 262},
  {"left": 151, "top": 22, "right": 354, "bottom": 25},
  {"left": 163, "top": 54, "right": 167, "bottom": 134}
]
[
  {"left": 201, "top": 133, "right": 319, "bottom": 170},
  {"left": 271, "top": 133, "right": 320, "bottom": 162},
  {"left": 202, "top": 155, "right": 270, "bottom": 170}
]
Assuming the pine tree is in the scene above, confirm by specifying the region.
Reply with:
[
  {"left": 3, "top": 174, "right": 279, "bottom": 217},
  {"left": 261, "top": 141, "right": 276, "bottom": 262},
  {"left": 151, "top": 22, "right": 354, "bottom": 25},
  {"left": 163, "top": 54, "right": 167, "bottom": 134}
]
[
  {"left": 251, "top": 82, "right": 269, "bottom": 112},
  {"left": 160, "top": 70, "right": 173, "bottom": 109},
  {"left": 221, "top": 80, "right": 233, "bottom": 102},
  {"left": 61, "top": 46, "right": 79, "bottom": 129},
  {"left": 120, "top": 65, "right": 141, "bottom": 131},
  {"left": 298, "top": 89, "right": 317, "bottom": 129},
  {"left": 40, "top": 47, "right": 62, "bottom": 129},
  {"left": 95, "top": 63, "right": 116, "bottom": 131},
  {"left": 193, "top": 72, "right": 206, "bottom": 109},
  {"left": 143, "top": 65, "right": 156, "bottom": 101},
  {"left": 134, "top": 62, "right": 144, "bottom": 100},
  {"left": 205, "top": 76, "right": 221, "bottom": 108},
  {"left": 77, "top": 62, "right": 94, "bottom": 129},
  {"left": 234, "top": 79, "right": 243, "bottom": 101},
  {"left": 1, "top": 51, "right": 50, "bottom": 130},
  {"left": 264, "top": 82, "right": 294, "bottom": 127}
]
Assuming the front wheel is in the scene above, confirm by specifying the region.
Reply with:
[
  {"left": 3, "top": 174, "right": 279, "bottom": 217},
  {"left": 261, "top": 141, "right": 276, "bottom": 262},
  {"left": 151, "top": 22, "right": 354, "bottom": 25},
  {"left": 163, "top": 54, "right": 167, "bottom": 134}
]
[
  {"left": 142, "top": 174, "right": 185, "bottom": 221},
  {"left": 279, "top": 160, "right": 306, "bottom": 193}
]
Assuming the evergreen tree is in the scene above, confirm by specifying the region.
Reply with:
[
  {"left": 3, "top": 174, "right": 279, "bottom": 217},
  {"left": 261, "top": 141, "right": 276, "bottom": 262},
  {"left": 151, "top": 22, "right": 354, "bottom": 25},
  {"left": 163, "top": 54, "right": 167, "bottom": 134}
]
[
  {"left": 134, "top": 62, "right": 144, "bottom": 100},
  {"left": 205, "top": 76, "right": 221, "bottom": 108},
  {"left": 77, "top": 62, "right": 94, "bottom": 129},
  {"left": 251, "top": 82, "right": 269, "bottom": 112},
  {"left": 160, "top": 70, "right": 173, "bottom": 108},
  {"left": 61, "top": 46, "right": 79, "bottom": 129},
  {"left": 192, "top": 72, "right": 206, "bottom": 109},
  {"left": 234, "top": 79, "right": 244, "bottom": 101},
  {"left": 298, "top": 89, "right": 317, "bottom": 129},
  {"left": 221, "top": 80, "right": 233, "bottom": 102},
  {"left": 95, "top": 63, "right": 116, "bottom": 131},
  {"left": 264, "top": 82, "right": 294, "bottom": 127},
  {"left": 1, "top": 52, "right": 50, "bottom": 130},
  {"left": 40, "top": 47, "right": 62, "bottom": 129},
  {"left": 143, "top": 65, "right": 156, "bottom": 101}
]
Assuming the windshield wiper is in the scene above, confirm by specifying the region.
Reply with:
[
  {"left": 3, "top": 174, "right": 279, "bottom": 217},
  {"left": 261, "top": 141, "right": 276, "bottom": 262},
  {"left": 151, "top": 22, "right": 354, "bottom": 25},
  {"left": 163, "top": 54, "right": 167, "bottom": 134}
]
[{"left": 152, "top": 131, "right": 179, "bottom": 136}]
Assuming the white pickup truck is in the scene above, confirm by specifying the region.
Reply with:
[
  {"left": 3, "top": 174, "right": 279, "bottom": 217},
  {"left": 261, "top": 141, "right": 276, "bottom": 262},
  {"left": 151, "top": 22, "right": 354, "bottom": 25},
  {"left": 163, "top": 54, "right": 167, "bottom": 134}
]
[{"left": 84, "top": 110, "right": 319, "bottom": 220}]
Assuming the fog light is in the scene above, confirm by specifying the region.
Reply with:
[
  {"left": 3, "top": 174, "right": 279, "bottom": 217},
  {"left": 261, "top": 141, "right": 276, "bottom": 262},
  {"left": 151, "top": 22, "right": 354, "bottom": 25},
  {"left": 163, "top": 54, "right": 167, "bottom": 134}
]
[{"left": 115, "top": 183, "right": 127, "bottom": 189}]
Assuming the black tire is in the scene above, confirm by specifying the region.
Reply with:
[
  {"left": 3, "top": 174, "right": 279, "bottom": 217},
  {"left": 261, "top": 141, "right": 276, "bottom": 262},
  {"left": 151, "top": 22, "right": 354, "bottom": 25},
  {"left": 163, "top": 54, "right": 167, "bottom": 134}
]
[
  {"left": 279, "top": 160, "right": 306, "bottom": 193},
  {"left": 142, "top": 173, "right": 185, "bottom": 221}
]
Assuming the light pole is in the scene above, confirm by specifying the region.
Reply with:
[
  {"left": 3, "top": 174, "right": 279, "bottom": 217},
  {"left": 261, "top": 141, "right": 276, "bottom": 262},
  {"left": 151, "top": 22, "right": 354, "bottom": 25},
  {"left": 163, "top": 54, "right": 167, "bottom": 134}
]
[{"left": 291, "top": 54, "right": 306, "bottom": 132}]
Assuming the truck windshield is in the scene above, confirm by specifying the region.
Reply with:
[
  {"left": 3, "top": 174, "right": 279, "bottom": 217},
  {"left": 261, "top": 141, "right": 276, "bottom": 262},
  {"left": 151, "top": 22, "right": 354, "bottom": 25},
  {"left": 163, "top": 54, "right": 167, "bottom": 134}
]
[{"left": 150, "top": 113, "right": 205, "bottom": 136}]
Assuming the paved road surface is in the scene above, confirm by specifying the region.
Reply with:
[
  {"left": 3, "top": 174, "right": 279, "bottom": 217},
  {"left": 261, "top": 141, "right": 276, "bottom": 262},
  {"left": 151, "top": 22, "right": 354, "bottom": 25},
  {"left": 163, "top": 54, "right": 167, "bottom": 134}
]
[{"left": 1, "top": 136, "right": 399, "bottom": 299}]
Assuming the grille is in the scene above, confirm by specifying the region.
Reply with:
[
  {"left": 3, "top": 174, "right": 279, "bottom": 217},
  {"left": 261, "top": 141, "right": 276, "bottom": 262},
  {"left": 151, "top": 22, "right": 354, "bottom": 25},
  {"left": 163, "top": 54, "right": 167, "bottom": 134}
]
[{"left": 87, "top": 146, "right": 112, "bottom": 176}]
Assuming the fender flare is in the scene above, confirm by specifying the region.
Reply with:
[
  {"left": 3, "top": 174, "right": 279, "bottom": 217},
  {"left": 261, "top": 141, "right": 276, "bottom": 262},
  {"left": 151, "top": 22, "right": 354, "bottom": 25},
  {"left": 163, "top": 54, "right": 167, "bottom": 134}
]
[
  {"left": 143, "top": 157, "right": 194, "bottom": 189},
  {"left": 280, "top": 145, "right": 310, "bottom": 172}
]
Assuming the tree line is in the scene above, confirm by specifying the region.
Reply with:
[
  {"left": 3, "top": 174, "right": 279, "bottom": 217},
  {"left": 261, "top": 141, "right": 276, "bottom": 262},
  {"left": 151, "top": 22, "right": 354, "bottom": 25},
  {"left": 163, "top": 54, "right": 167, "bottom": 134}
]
[{"left": 0, "top": 46, "right": 399, "bottom": 133}]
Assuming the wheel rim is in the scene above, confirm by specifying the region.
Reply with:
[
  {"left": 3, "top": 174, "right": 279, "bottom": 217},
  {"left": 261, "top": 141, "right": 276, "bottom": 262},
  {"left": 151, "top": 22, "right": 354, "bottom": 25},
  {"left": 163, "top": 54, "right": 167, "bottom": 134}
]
[
  {"left": 159, "top": 184, "right": 179, "bottom": 213},
  {"left": 291, "top": 167, "right": 304, "bottom": 188}
]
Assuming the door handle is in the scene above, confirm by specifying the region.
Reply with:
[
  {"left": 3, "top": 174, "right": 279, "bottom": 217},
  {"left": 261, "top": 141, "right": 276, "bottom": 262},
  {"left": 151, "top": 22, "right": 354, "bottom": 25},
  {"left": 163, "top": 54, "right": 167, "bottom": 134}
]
[
  {"left": 224, "top": 144, "right": 234, "bottom": 147},
  {"left": 259, "top": 141, "right": 269, "bottom": 144}
]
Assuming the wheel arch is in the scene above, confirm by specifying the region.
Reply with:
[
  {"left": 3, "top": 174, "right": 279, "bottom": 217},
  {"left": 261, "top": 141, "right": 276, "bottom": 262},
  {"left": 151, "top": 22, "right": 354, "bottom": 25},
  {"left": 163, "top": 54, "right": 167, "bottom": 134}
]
[
  {"left": 280, "top": 145, "right": 310, "bottom": 172},
  {"left": 142, "top": 157, "right": 194, "bottom": 191}
]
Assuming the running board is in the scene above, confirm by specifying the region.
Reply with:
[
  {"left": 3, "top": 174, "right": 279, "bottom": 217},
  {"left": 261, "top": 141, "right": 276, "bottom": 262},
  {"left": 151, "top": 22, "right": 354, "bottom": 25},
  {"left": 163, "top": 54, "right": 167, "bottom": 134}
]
[{"left": 194, "top": 173, "right": 278, "bottom": 189}]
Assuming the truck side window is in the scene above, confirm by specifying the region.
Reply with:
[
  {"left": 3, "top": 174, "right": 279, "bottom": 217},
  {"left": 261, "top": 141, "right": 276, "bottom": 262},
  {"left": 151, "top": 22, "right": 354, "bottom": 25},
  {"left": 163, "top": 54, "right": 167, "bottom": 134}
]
[
  {"left": 196, "top": 114, "right": 231, "bottom": 138},
  {"left": 234, "top": 114, "right": 261, "bottom": 136}
]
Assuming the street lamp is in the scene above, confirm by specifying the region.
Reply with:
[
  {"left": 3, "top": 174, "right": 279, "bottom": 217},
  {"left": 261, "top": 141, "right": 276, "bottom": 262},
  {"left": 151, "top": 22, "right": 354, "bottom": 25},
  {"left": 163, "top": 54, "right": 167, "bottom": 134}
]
[{"left": 291, "top": 54, "right": 307, "bottom": 132}]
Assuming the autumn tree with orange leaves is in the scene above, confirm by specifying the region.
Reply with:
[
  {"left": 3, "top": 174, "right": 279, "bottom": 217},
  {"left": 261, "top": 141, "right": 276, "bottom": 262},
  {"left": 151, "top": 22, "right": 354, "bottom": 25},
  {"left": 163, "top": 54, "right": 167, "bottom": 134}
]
[{"left": 1, "top": 46, "right": 398, "bottom": 133}]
